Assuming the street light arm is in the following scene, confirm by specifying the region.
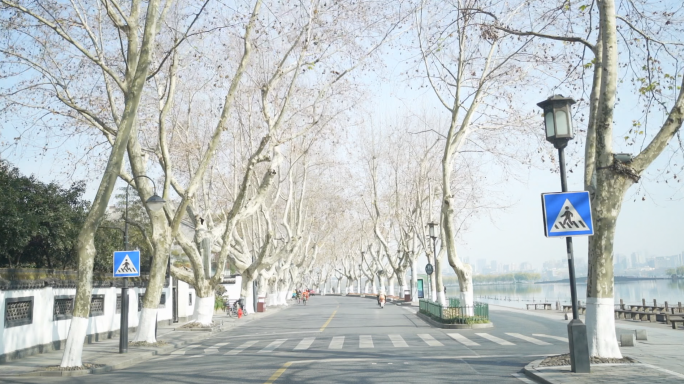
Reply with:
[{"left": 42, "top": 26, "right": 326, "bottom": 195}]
[{"left": 129, "top": 174, "right": 159, "bottom": 195}]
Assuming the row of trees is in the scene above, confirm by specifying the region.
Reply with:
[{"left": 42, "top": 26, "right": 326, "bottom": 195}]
[{"left": 2, "top": 0, "right": 683, "bottom": 364}]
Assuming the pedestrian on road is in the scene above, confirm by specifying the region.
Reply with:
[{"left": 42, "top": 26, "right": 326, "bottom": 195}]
[{"left": 302, "top": 290, "right": 309, "bottom": 305}]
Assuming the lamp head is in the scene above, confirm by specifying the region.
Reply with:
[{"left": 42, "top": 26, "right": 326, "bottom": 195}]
[
  {"left": 145, "top": 194, "right": 166, "bottom": 212},
  {"left": 537, "top": 95, "right": 576, "bottom": 148}
]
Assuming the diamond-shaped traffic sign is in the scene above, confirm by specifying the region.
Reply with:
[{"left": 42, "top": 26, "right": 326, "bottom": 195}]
[
  {"left": 541, "top": 191, "right": 594, "bottom": 237},
  {"left": 113, "top": 250, "right": 140, "bottom": 277}
]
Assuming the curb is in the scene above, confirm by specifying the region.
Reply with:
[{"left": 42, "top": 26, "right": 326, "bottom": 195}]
[
  {"left": 416, "top": 311, "right": 494, "bottom": 329},
  {"left": 522, "top": 358, "right": 555, "bottom": 384}
]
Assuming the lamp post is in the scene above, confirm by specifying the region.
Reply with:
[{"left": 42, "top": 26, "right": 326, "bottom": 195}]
[
  {"left": 361, "top": 251, "right": 366, "bottom": 294},
  {"left": 427, "top": 222, "right": 438, "bottom": 301},
  {"left": 357, "top": 264, "right": 362, "bottom": 294},
  {"left": 537, "top": 95, "right": 590, "bottom": 373},
  {"left": 120, "top": 175, "right": 165, "bottom": 354}
]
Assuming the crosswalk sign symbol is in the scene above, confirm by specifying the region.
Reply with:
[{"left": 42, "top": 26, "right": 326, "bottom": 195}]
[
  {"left": 541, "top": 191, "right": 594, "bottom": 237},
  {"left": 113, "top": 250, "right": 140, "bottom": 277}
]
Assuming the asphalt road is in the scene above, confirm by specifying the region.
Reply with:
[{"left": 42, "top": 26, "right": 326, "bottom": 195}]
[{"left": 7, "top": 296, "right": 572, "bottom": 383}]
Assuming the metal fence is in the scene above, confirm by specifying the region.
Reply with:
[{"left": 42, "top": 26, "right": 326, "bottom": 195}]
[{"left": 419, "top": 299, "right": 489, "bottom": 324}]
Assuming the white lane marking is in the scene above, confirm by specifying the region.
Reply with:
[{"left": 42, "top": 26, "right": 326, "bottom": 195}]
[
  {"left": 171, "top": 344, "right": 199, "bottom": 355},
  {"left": 204, "top": 341, "right": 230, "bottom": 354},
  {"left": 447, "top": 333, "right": 479, "bottom": 346},
  {"left": 532, "top": 334, "right": 568, "bottom": 343},
  {"left": 476, "top": 333, "right": 515, "bottom": 346},
  {"left": 511, "top": 373, "right": 536, "bottom": 383},
  {"left": 389, "top": 334, "right": 408, "bottom": 348},
  {"left": 638, "top": 363, "right": 684, "bottom": 379},
  {"left": 329, "top": 336, "right": 344, "bottom": 349},
  {"left": 259, "top": 339, "right": 287, "bottom": 353},
  {"left": 418, "top": 334, "right": 444, "bottom": 347},
  {"left": 506, "top": 333, "right": 551, "bottom": 345},
  {"left": 225, "top": 340, "right": 258, "bottom": 355},
  {"left": 294, "top": 337, "right": 316, "bottom": 350},
  {"left": 359, "top": 335, "right": 374, "bottom": 348}
]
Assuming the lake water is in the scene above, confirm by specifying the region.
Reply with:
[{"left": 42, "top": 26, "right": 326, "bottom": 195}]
[{"left": 445, "top": 279, "right": 684, "bottom": 308}]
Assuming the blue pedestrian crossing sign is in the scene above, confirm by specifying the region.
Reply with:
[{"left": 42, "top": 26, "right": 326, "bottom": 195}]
[
  {"left": 113, "top": 250, "right": 140, "bottom": 277},
  {"left": 541, "top": 191, "right": 594, "bottom": 237}
]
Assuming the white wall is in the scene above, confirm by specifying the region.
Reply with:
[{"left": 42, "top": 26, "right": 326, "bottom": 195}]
[
  {"left": 0, "top": 281, "right": 182, "bottom": 357},
  {"left": 221, "top": 275, "right": 242, "bottom": 302}
]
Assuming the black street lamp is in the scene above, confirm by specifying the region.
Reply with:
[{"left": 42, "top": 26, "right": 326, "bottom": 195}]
[
  {"left": 427, "top": 222, "right": 438, "bottom": 301},
  {"left": 537, "top": 95, "right": 590, "bottom": 373},
  {"left": 120, "top": 175, "right": 165, "bottom": 354}
]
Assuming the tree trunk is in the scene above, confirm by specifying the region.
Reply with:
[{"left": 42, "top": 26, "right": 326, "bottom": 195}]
[
  {"left": 586, "top": 170, "right": 629, "bottom": 358},
  {"left": 411, "top": 260, "right": 417, "bottom": 302},
  {"left": 59, "top": 1, "right": 164, "bottom": 367},
  {"left": 240, "top": 275, "right": 255, "bottom": 314},
  {"left": 435, "top": 247, "right": 446, "bottom": 306}
]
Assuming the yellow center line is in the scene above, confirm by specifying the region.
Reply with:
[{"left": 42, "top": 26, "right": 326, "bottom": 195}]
[
  {"left": 319, "top": 306, "right": 338, "bottom": 332},
  {"left": 263, "top": 362, "right": 292, "bottom": 384}
]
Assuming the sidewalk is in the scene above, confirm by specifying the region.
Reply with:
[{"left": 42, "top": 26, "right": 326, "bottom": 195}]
[
  {"left": 0, "top": 304, "right": 288, "bottom": 377},
  {"left": 489, "top": 305, "right": 684, "bottom": 383}
]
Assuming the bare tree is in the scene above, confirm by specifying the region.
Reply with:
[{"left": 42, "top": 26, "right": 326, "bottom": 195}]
[
  {"left": 490, "top": 0, "right": 684, "bottom": 358},
  {"left": 0, "top": 0, "right": 182, "bottom": 366},
  {"left": 416, "top": 0, "right": 534, "bottom": 312}
]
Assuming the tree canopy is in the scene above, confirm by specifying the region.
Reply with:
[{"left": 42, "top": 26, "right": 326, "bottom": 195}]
[{"left": 0, "top": 160, "right": 87, "bottom": 269}]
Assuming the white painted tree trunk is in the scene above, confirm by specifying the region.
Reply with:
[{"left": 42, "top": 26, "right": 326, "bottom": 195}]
[
  {"left": 195, "top": 296, "right": 214, "bottom": 325},
  {"left": 134, "top": 308, "right": 158, "bottom": 342},
  {"left": 242, "top": 282, "right": 254, "bottom": 314},
  {"left": 586, "top": 298, "right": 621, "bottom": 357},
  {"left": 429, "top": 275, "right": 437, "bottom": 303},
  {"left": 460, "top": 290, "right": 474, "bottom": 316},
  {"left": 411, "top": 261, "right": 418, "bottom": 302},
  {"left": 357, "top": 278, "right": 361, "bottom": 294},
  {"left": 388, "top": 276, "right": 395, "bottom": 296},
  {"left": 60, "top": 317, "right": 88, "bottom": 367},
  {"left": 336, "top": 280, "right": 341, "bottom": 295},
  {"left": 372, "top": 281, "right": 377, "bottom": 294},
  {"left": 436, "top": 290, "right": 446, "bottom": 306},
  {"left": 364, "top": 281, "right": 370, "bottom": 294}
]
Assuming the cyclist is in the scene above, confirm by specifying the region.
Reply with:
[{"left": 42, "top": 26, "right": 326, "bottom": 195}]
[{"left": 302, "top": 289, "right": 309, "bottom": 305}]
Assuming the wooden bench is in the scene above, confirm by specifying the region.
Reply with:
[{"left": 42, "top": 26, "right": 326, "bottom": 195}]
[
  {"left": 614, "top": 309, "right": 657, "bottom": 322},
  {"left": 526, "top": 303, "right": 551, "bottom": 310}
]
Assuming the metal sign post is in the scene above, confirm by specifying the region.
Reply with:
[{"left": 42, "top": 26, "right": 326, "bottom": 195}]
[
  {"left": 113, "top": 250, "right": 140, "bottom": 354},
  {"left": 541, "top": 190, "right": 593, "bottom": 373},
  {"left": 425, "top": 264, "right": 434, "bottom": 301}
]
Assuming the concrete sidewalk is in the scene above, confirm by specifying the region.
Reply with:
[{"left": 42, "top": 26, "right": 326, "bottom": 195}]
[
  {"left": 489, "top": 305, "right": 684, "bottom": 383},
  {"left": 0, "top": 304, "right": 288, "bottom": 377}
]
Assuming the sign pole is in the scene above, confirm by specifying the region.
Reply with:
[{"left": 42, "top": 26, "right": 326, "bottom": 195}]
[
  {"left": 120, "top": 187, "right": 130, "bottom": 354},
  {"left": 557, "top": 146, "right": 589, "bottom": 373}
]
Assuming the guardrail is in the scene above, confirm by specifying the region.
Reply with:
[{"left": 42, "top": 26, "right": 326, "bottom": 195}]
[{"left": 419, "top": 299, "right": 489, "bottom": 324}]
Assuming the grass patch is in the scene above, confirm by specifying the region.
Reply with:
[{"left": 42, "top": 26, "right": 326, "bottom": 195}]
[{"left": 419, "top": 309, "right": 490, "bottom": 324}]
